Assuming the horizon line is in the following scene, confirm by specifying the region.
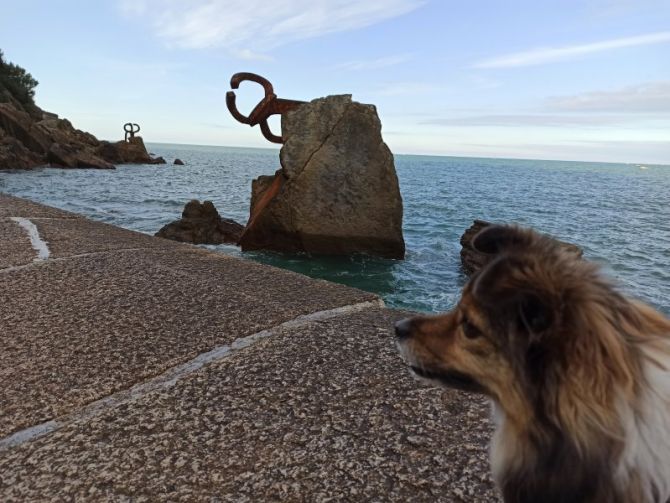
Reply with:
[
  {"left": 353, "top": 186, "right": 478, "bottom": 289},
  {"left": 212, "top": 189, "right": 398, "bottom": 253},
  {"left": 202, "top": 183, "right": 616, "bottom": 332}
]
[{"left": 143, "top": 141, "right": 669, "bottom": 168}]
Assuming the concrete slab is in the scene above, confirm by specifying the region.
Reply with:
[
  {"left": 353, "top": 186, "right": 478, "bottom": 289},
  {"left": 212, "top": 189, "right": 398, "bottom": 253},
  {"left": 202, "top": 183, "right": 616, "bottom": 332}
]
[
  {"left": 0, "top": 193, "right": 81, "bottom": 219},
  {"left": 31, "top": 217, "right": 179, "bottom": 258},
  {"left": 0, "top": 219, "right": 35, "bottom": 269},
  {"left": 0, "top": 308, "right": 498, "bottom": 502},
  {"left": 0, "top": 247, "right": 377, "bottom": 437}
]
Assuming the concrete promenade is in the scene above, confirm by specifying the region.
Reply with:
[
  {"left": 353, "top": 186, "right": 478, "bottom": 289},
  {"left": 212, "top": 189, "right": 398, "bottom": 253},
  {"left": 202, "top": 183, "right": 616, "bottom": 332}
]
[{"left": 0, "top": 193, "right": 498, "bottom": 501}]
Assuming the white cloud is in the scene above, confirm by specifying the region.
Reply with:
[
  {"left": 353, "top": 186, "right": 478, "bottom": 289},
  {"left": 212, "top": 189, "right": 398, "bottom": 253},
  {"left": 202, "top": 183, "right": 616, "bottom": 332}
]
[
  {"left": 546, "top": 81, "right": 670, "bottom": 113},
  {"left": 416, "top": 81, "right": 670, "bottom": 129},
  {"left": 333, "top": 53, "right": 412, "bottom": 71},
  {"left": 473, "top": 31, "right": 670, "bottom": 68},
  {"left": 231, "top": 48, "right": 274, "bottom": 62},
  {"left": 119, "top": 0, "right": 149, "bottom": 16},
  {"left": 121, "top": 0, "right": 424, "bottom": 53},
  {"left": 419, "top": 114, "right": 664, "bottom": 127},
  {"left": 377, "top": 82, "right": 442, "bottom": 96}
]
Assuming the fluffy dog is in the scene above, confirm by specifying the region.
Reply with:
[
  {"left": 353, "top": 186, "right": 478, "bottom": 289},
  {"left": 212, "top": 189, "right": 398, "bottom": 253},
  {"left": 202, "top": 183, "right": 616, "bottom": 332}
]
[{"left": 396, "top": 225, "right": 670, "bottom": 503}]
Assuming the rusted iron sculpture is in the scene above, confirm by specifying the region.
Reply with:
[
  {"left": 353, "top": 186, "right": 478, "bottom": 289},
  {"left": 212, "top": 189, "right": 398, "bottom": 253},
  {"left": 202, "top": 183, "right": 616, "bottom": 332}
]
[
  {"left": 124, "top": 122, "right": 140, "bottom": 142},
  {"left": 226, "top": 72, "right": 305, "bottom": 144}
]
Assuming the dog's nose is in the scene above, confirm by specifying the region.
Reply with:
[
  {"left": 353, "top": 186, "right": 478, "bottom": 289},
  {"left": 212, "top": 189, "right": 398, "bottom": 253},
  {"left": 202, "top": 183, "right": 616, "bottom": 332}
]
[{"left": 395, "top": 318, "right": 413, "bottom": 340}]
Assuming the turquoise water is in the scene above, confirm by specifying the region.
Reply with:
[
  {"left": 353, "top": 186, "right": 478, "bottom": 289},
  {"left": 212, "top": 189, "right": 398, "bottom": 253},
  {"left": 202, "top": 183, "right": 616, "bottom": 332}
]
[{"left": 1, "top": 144, "right": 668, "bottom": 315}]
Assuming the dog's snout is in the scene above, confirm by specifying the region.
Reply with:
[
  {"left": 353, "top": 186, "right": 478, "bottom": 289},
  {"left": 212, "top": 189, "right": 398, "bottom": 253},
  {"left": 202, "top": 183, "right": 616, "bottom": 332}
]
[{"left": 395, "top": 318, "right": 414, "bottom": 340}]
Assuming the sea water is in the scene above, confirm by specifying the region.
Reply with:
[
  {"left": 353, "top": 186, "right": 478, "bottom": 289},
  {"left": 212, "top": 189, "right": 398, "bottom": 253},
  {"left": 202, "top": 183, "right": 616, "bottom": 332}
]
[{"left": 1, "top": 144, "right": 668, "bottom": 315}]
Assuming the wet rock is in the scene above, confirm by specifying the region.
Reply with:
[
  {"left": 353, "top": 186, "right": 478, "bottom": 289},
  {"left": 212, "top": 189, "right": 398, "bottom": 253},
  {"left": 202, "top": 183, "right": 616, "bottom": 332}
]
[
  {"left": 155, "top": 200, "right": 244, "bottom": 245},
  {"left": 460, "top": 220, "right": 583, "bottom": 276},
  {"left": 174, "top": 158, "right": 184, "bottom": 165},
  {"left": 239, "top": 94, "right": 405, "bottom": 259}
]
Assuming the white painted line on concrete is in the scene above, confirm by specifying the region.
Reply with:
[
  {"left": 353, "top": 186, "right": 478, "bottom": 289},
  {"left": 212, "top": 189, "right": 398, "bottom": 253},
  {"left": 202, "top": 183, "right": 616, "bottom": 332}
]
[
  {"left": 10, "top": 217, "right": 51, "bottom": 260},
  {"left": 0, "top": 298, "right": 385, "bottom": 452}
]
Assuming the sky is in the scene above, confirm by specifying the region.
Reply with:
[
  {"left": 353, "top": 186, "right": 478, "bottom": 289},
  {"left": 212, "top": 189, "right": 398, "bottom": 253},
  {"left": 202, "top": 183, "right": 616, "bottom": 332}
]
[{"left": 1, "top": 0, "right": 669, "bottom": 164}]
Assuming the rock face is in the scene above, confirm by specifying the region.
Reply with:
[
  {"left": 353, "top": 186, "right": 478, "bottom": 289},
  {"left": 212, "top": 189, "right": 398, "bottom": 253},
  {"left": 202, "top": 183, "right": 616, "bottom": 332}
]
[
  {"left": 460, "top": 220, "right": 494, "bottom": 275},
  {"left": 155, "top": 200, "right": 244, "bottom": 245},
  {"left": 0, "top": 133, "right": 43, "bottom": 169},
  {"left": 96, "top": 136, "right": 165, "bottom": 165},
  {"left": 239, "top": 95, "right": 405, "bottom": 259},
  {"left": 0, "top": 90, "right": 164, "bottom": 169},
  {"left": 460, "top": 220, "right": 583, "bottom": 276}
]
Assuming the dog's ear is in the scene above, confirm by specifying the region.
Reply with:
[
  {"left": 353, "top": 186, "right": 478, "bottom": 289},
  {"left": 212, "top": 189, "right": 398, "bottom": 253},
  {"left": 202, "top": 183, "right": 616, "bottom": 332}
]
[
  {"left": 516, "top": 292, "right": 554, "bottom": 335},
  {"left": 472, "top": 225, "right": 533, "bottom": 255},
  {"left": 473, "top": 256, "right": 554, "bottom": 337}
]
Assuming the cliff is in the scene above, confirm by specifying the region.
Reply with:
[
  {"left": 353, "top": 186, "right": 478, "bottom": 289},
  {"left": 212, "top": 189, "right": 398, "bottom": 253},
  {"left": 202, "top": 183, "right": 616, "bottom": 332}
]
[{"left": 0, "top": 51, "right": 164, "bottom": 170}]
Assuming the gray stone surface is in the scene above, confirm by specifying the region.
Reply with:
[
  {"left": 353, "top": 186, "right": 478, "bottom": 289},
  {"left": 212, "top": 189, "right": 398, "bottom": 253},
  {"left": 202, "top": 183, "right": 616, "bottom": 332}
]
[
  {"left": 0, "top": 194, "right": 499, "bottom": 501},
  {"left": 0, "top": 247, "right": 376, "bottom": 436},
  {"left": 0, "top": 308, "right": 499, "bottom": 502},
  {"left": 0, "top": 193, "right": 81, "bottom": 219},
  {"left": 240, "top": 95, "right": 405, "bottom": 259},
  {"left": 32, "top": 216, "right": 178, "bottom": 258},
  {"left": 0, "top": 218, "right": 35, "bottom": 268}
]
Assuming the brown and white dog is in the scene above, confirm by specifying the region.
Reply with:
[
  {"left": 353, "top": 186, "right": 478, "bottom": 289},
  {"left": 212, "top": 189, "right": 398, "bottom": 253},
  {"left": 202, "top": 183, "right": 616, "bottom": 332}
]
[{"left": 396, "top": 225, "right": 670, "bottom": 503}]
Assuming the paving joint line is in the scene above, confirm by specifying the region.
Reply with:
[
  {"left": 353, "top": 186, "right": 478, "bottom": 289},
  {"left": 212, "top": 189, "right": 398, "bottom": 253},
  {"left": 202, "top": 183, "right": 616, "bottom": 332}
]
[
  {"left": 0, "top": 298, "right": 385, "bottom": 452},
  {"left": 0, "top": 246, "right": 173, "bottom": 274}
]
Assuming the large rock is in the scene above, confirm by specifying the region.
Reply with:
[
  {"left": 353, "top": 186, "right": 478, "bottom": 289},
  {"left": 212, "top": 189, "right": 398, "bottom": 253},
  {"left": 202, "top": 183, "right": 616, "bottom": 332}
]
[
  {"left": 0, "top": 90, "right": 163, "bottom": 169},
  {"left": 0, "top": 128, "right": 45, "bottom": 169},
  {"left": 460, "top": 220, "right": 583, "bottom": 275},
  {"left": 96, "top": 136, "right": 166, "bottom": 165},
  {"left": 0, "top": 102, "right": 117, "bottom": 169},
  {"left": 47, "top": 142, "right": 114, "bottom": 169},
  {"left": 0, "top": 103, "right": 51, "bottom": 155},
  {"left": 155, "top": 200, "right": 244, "bottom": 245},
  {"left": 239, "top": 95, "right": 405, "bottom": 259}
]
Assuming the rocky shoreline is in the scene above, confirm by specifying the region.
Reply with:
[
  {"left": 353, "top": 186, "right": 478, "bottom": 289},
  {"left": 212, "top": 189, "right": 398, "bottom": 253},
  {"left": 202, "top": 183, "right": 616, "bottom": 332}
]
[
  {"left": 0, "top": 72, "right": 165, "bottom": 170},
  {"left": 0, "top": 100, "right": 166, "bottom": 170}
]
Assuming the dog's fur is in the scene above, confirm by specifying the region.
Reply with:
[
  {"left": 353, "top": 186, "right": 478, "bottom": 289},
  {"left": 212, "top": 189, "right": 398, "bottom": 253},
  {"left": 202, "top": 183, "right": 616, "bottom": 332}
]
[{"left": 396, "top": 225, "right": 670, "bottom": 503}]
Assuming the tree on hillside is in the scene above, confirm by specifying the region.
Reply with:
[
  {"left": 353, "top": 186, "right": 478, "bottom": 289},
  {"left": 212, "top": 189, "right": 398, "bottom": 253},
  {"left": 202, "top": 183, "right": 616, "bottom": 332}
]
[{"left": 0, "top": 49, "right": 39, "bottom": 107}]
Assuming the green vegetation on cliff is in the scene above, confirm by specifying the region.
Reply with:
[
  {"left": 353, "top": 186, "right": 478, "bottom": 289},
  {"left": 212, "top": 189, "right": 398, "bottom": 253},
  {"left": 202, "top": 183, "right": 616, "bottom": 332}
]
[{"left": 0, "top": 49, "right": 39, "bottom": 108}]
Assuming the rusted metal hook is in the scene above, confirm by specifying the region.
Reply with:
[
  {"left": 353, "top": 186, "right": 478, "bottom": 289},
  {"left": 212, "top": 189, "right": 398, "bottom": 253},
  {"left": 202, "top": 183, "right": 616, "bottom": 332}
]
[{"left": 226, "top": 72, "right": 305, "bottom": 144}]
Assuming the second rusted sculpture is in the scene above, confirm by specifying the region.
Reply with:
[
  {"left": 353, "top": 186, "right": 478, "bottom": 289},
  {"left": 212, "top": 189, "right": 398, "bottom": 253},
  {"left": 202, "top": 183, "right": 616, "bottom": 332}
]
[
  {"left": 124, "top": 122, "right": 140, "bottom": 142},
  {"left": 226, "top": 72, "right": 304, "bottom": 144}
]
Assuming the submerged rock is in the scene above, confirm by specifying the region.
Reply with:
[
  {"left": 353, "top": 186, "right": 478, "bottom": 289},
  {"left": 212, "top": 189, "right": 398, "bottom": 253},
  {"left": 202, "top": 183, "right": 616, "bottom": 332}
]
[
  {"left": 174, "top": 158, "right": 184, "bottom": 165},
  {"left": 239, "top": 94, "right": 405, "bottom": 259},
  {"left": 460, "top": 220, "right": 583, "bottom": 276},
  {"left": 155, "top": 200, "right": 244, "bottom": 245}
]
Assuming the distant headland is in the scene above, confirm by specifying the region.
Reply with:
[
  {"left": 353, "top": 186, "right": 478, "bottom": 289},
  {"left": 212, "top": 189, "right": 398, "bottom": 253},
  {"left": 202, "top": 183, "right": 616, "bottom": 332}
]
[{"left": 0, "top": 49, "right": 165, "bottom": 170}]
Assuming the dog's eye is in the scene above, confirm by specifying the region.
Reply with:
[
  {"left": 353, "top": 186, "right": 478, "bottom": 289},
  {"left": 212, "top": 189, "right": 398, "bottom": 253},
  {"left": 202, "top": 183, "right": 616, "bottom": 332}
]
[{"left": 461, "top": 318, "right": 482, "bottom": 339}]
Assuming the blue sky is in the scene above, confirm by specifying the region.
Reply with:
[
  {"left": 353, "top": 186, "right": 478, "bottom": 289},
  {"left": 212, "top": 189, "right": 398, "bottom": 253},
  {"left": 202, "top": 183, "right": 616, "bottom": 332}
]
[{"left": 1, "top": 0, "right": 669, "bottom": 163}]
